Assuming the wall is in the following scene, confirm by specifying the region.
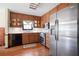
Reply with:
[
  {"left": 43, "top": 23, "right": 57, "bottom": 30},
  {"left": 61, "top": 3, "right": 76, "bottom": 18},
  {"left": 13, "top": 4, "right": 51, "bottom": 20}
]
[
  {"left": 0, "top": 8, "right": 9, "bottom": 48},
  {"left": 0, "top": 8, "right": 9, "bottom": 34}
]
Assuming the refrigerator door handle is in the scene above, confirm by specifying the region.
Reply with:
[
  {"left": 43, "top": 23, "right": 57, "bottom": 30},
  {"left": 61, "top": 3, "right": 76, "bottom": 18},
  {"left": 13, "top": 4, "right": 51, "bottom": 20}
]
[
  {"left": 50, "top": 28, "right": 52, "bottom": 35},
  {"left": 55, "top": 19, "right": 59, "bottom": 40}
]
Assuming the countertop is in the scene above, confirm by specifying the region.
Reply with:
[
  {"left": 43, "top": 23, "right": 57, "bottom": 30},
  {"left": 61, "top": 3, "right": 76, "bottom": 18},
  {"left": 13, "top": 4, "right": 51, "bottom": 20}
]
[{"left": 8, "top": 27, "right": 49, "bottom": 34}]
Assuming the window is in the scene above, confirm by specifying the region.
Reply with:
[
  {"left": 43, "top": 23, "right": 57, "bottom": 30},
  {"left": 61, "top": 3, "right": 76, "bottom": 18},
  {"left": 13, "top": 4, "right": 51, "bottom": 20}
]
[{"left": 22, "top": 20, "right": 33, "bottom": 30}]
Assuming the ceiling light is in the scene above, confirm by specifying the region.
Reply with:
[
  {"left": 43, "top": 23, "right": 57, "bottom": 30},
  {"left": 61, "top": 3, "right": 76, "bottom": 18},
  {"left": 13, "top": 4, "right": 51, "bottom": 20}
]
[{"left": 29, "top": 3, "right": 40, "bottom": 9}]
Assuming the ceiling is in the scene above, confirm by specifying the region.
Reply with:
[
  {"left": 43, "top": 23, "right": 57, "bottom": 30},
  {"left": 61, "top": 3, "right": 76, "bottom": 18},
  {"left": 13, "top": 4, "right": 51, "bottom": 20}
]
[{"left": 0, "top": 3, "right": 59, "bottom": 16}]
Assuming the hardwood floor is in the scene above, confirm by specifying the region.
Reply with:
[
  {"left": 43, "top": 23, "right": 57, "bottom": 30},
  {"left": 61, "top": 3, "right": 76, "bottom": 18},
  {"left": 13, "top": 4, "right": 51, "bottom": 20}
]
[{"left": 0, "top": 43, "right": 49, "bottom": 56}]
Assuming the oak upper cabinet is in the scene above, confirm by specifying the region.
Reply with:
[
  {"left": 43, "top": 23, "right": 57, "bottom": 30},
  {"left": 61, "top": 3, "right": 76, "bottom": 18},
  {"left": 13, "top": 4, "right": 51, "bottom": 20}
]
[
  {"left": 10, "top": 12, "right": 41, "bottom": 28},
  {"left": 34, "top": 16, "right": 41, "bottom": 28},
  {"left": 10, "top": 12, "right": 21, "bottom": 27},
  {"left": 34, "top": 20, "right": 41, "bottom": 28}
]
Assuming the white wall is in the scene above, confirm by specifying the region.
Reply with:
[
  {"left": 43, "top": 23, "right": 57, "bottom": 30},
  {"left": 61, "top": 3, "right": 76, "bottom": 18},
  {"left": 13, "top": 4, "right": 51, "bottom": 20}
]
[
  {"left": 0, "top": 8, "right": 9, "bottom": 48},
  {"left": 0, "top": 8, "right": 9, "bottom": 34}
]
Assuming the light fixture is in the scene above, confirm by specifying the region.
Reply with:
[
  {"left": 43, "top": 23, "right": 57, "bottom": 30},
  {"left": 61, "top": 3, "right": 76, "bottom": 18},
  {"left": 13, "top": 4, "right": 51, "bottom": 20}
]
[{"left": 29, "top": 3, "right": 40, "bottom": 9}]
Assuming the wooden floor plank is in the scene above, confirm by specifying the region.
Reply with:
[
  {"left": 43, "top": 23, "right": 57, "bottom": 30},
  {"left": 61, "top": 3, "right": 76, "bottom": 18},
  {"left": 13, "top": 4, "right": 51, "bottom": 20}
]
[{"left": 0, "top": 43, "right": 49, "bottom": 56}]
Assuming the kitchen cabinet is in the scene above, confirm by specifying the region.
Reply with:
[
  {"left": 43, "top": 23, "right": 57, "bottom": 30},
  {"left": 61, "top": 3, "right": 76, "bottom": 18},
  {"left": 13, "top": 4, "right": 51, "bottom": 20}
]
[
  {"left": 29, "top": 33, "right": 39, "bottom": 43},
  {"left": 29, "top": 33, "right": 35, "bottom": 43},
  {"left": 22, "top": 33, "right": 29, "bottom": 44},
  {"left": 0, "top": 28, "right": 5, "bottom": 46},
  {"left": 8, "top": 34, "right": 12, "bottom": 47},
  {"left": 8, "top": 33, "right": 40, "bottom": 47},
  {"left": 34, "top": 20, "right": 41, "bottom": 28},
  {"left": 10, "top": 12, "right": 41, "bottom": 28},
  {"left": 22, "top": 33, "right": 40, "bottom": 45},
  {"left": 10, "top": 13, "right": 21, "bottom": 27},
  {"left": 46, "top": 33, "right": 49, "bottom": 48}
]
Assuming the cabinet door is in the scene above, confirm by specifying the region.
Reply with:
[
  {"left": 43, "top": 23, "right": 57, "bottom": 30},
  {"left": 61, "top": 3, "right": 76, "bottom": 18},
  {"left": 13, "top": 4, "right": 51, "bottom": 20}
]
[
  {"left": 29, "top": 33, "right": 35, "bottom": 43},
  {"left": 16, "top": 14, "right": 21, "bottom": 27},
  {"left": 34, "top": 20, "right": 41, "bottom": 28},
  {"left": 10, "top": 12, "right": 17, "bottom": 19},
  {"left": 0, "top": 28, "right": 4, "bottom": 46},
  {"left": 10, "top": 13, "right": 16, "bottom": 27},
  {"left": 29, "top": 33, "right": 39, "bottom": 43},
  {"left": 46, "top": 33, "right": 49, "bottom": 48},
  {"left": 8, "top": 34, "right": 12, "bottom": 47},
  {"left": 10, "top": 13, "right": 21, "bottom": 27},
  {"left": 34, "top": 33, "right": 39, "bottom": 42},
  {"left": 22, "top": 33, "right": 29, "bottom": 44},
  {"left": 37, "top": 20, "right": 41, "bottom": 28},
  {"left": 34, "top": 20, "right": 38, "bottom": 28}
]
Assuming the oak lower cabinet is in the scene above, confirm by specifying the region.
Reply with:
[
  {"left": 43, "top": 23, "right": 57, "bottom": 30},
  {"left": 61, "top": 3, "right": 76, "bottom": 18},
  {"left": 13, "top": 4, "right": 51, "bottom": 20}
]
[
  {"left": 29, "top": 33, "right": 35, "bottom": 43},
  {"left": 8, "top": 34, "right": 12, "bottom": 47},
  {"left": 0, "top": 28, "right": 5, "bottom": 46},
  {"left": 22, "top": 33, "right": 29, "bottom": 44},
  {"left": 46, "top": 33, "right": 49, "bottom": 48},
  {"left": 8, "top": 33, "right": 40, "bottom": 47},
  {"left": 34, "top": 33, "right": 40, "bottom": 42},
  {"left": 22, "top": 33, "right": 40, "bottom": 45}
]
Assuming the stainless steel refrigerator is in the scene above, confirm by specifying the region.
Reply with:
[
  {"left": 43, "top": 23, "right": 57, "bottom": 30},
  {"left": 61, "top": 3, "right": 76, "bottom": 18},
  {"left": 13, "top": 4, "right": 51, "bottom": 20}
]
[{"left": 49, "top": 4, "right": 77, "bottom": 56}]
